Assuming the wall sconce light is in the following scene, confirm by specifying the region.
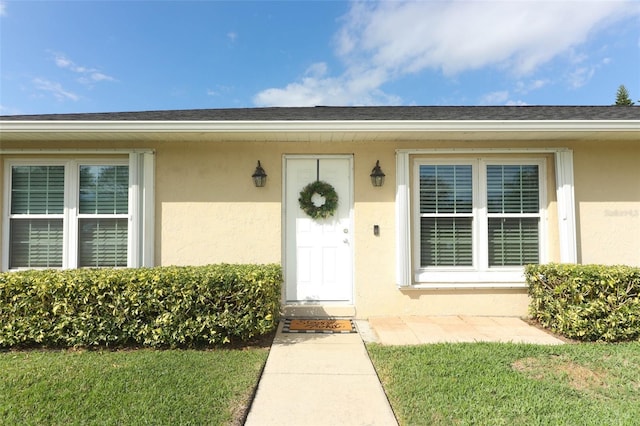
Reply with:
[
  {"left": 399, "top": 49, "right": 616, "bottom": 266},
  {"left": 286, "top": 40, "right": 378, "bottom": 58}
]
[
  {"left": 370, "top": 160, "right": 385, "bottom": 187},
  {"left": 252, "top": 161, "right": 267, "bottom": 187}
]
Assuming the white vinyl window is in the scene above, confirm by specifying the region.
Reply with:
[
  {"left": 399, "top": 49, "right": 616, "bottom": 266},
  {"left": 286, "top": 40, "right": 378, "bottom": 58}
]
[
  {"left": 77, "top": 164, "right": 129, "bottom": 267},
  {"left": 9, "top": 165, "right": 65, "bottom": 268},
  {"left": 3, "top": 155, "right": 154, "bottom": 271},
  {"left": 414, "top": 158, "right": 546, "bottom": 284},
  {"left": 486, "top": 164, "right": 540, "bottom": 267},
  {"left": 419, "top": 163, "right": 474, "bottom": 267}
]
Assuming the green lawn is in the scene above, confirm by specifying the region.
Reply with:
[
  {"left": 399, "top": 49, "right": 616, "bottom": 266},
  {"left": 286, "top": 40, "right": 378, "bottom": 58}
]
[
  {"left": 0, "top": 347, "right": 269, "bottom": 425},
  {"left": 368, "top": 342, "right": 640, "bottom": 426}
]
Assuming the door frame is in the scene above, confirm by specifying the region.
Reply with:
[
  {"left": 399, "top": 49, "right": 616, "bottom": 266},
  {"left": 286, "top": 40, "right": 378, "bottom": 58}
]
[{"left": 282, "top": 154, "right": 355, "bottom": 305}]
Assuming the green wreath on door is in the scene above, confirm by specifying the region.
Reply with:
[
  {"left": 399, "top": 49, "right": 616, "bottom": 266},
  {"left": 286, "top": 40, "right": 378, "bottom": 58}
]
[{"left": 298, "top": 180, "right": 339, "bottom": 219}]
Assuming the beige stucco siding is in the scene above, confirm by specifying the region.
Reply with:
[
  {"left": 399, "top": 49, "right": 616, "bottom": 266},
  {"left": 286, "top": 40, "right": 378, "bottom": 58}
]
[
  {"left": 151, "top": 139, "right": 557, "bottom": 317},
  {"left": 154, "top": 140, "right": 390, "bottom": 266},
  {"left": 0, "top": 159, "right": 3, "bottom": 253},
  {"left": 155, "top": 142, "right": 283, "bottom": 265},
  {"left": 1, "top": 136, "right": 638, "bottom": 318},
  {"left": 571, "top": 140, "right": 640, "bottom": 266}
]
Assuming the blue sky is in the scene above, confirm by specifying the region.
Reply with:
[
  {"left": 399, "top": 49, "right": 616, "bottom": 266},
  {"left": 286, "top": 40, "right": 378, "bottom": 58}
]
[{"left": 1, "top": 0, "right": 639, "bottom": 115}]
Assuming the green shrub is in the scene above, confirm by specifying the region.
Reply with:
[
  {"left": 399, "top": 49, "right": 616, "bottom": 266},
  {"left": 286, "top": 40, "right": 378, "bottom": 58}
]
[
  {"left": 0, "top": 264, "right": 281, "bottom": 348},
  {"left": 526, "top": 263, "right": 640, "bottom": 342}
]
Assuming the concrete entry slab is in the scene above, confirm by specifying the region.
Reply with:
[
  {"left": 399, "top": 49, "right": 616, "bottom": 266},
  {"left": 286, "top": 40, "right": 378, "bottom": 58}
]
[{"left": 366, "top": 316, "right": 564, "bottom": 345}]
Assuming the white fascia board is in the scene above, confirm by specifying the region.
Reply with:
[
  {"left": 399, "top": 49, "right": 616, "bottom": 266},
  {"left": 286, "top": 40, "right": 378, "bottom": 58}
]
[{"left": 1, "top": 120, "right": 639, "bottom": 133}]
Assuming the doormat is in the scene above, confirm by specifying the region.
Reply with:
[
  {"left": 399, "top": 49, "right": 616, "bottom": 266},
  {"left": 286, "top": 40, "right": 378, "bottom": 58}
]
[{"left": 282, "top": 318, "right": 357, "bottom": 334}]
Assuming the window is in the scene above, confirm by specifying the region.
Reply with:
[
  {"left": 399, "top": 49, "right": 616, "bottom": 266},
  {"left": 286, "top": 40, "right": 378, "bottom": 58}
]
[
  {"left": 486, "top": 164, "right": 540, "bottom": 266},
  {"left": 3, "top": 155, "right": 153, "bottom": 271},
  {"left": 414, "top": 158, "right": 545, "bottom": 283},
  {"left": 78, "top": 165, "right": 129, "bottom": 267},
  {"left": 9, "top": 165, "right": 65, "bottom": 268},
  {"left": 419, "top": 164, "right": 473, "bottom": 267}
]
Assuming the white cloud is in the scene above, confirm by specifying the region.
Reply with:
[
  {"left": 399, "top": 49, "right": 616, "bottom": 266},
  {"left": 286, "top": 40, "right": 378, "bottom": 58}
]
[
  {"left": 481, "top": 79, "right": 549, "bottom": 105},
  {"left": 207, "top": 84, "right": 233, "bottom": 97},
  {"left": 305, "top": 62, "right": 328, "bottom": 79},
  {"left": 254, "top": 62, "right": 399, "bottom": 106},
  {"left": 89, "top": 72, "right": 115, "bottom": 82},
  {"left": 54, "top": 55, "right": 73, "bottom": 70},
  {"left": 0, "top": 104, "right": 23, "bottom": 115},
  {"left": 567, "top": 66, "right": 596, "bottom": 89},
  {"left": 33, "top": 78, "right": 79, "bottom": 101},
  {"left": 480, "top": 90, "right": 530, "bottom": 106},
  {"left": 337, "top": 1, "right": 634, "bottom": 76},
  {"left": 506, "top": 99, "right": 529, "bottom": 106},
  {"left": 0, "top": 1, "right": 7, "bottom": 17},
  {"left": 227, "top": 31, "right": 238, "bottom": 42},
  {"left": 515, "top": 79, "right": 549, "bottom": 94},
  {"left": 52, "top": 52, "right": 115, "bottom": 84},
  {"left": 255, "top": 0, "right": 638, "bottom": 106},
  {"left": 566, "top": 55, "right": 615, "bottom": 89},
  {"left": 480, "top": 91, "right": 510, "bottom": 105}
]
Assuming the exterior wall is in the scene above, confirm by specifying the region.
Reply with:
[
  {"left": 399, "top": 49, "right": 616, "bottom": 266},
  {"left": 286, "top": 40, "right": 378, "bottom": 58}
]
[
  {"left": 571, "top": 140, "right": 640, "bottom": 266},
  {"left": 2, "top": 136, "right": 639, "bottom": 318},
  {"left": 0, "top": 158, "right": 3, "bottom": 253},
  {"left": 155, "top": 141, "right": 283, "bottom": 265}
]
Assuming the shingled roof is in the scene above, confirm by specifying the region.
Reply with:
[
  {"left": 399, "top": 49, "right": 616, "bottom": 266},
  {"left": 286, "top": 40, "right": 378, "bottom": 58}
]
[{"left": 2, "top": 105, "right": 639, "bottom": 121}]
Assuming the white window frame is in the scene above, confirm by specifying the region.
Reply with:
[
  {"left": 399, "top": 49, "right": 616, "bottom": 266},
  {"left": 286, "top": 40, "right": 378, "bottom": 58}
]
[
  {"left": 4, "top": 159, "right": 67, "bottom": 269},
  {"left": 413, "top": 157, "right": 546, "bottom": 284},
  {"left": 396, "top": 148, "right": 577, "bottom": 289},
  {"left": 72, "top": 159, "right": 130, "bottom": 268},
  {"left": 413, "top": 159, "right": 478, "bottom": 273},
  {"left": 2, "top": 152, "right": 154, "bottom": 271}
]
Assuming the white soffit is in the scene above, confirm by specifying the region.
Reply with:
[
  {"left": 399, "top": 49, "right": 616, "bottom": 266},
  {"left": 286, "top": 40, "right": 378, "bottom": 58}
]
[{"left": 1, "top": 120, "right": 638, "bottom": 144}]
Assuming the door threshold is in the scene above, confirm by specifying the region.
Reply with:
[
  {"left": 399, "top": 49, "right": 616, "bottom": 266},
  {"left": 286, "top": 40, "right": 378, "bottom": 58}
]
[{"left": 282, "top": 304, "right": 356, "bottom": 318}]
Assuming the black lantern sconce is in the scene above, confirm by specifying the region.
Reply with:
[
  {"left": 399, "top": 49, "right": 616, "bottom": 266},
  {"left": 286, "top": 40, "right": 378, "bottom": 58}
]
[
  {"left": 370, "top": 160, "right": 385, "bottom": 187},
  {"left": 252, "top": 161, "right": 267, "bottom": 187}
]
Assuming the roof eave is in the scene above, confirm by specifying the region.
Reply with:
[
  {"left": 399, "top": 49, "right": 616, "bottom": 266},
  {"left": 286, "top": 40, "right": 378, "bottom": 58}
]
[{"left": 1, "top": 119, "right": 639, "bottom": 133}]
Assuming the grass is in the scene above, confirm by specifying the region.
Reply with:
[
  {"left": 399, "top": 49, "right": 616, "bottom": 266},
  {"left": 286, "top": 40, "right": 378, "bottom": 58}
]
[
  {"left": 0, "top": 345, "right": 270, "bottom": 425},
  {"left": 368, "top": 341, "right": 640, "bottom": 426}
]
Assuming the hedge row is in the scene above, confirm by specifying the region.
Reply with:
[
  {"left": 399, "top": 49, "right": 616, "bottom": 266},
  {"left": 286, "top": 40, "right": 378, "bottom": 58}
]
[
  {"left": 526, "top": 263, "right": 640, "bottom": 342},
  {"left": 0, "top": 264, "right": 282, "bottom": 348}
]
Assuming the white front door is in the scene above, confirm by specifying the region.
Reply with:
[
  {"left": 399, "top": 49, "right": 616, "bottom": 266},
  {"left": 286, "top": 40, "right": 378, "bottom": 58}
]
[{"left": 285, "top": 156, "right": 353, "bottom": 303}]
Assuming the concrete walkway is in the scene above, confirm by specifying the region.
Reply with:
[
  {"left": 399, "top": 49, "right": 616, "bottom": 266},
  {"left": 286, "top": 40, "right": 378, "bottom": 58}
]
[
  {"left": 244, "top": 316, "right": 563, "bottom": 425},
  {"left": 244, "top": 321, "right": 398, "bottom": 426}
]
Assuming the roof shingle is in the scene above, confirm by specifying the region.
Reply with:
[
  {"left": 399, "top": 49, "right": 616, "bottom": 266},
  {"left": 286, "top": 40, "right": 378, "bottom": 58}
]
[{"left": 2, "top": 106, "right": 639, "bottom": 121}]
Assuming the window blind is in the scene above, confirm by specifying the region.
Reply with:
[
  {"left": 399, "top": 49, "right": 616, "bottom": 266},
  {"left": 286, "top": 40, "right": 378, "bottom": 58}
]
[
  {"left": 486, "top": 165, "right": 540, "bottom": 266},
  {"left": 421, "top": 217, "right": 473, "bottom": 266},
  {"left": 78, "top": 165, "right": 129, "bottom": 266},
  {"left": 9, "top": 219, "right": 63, "bottom": 268},
  {"left": 487, "top": 165, "right": 539, "bottom": 214},
  {"left": 11, "top": 166, "right": 64, "bottom": 214},
  {"left": 419, "top": 165, "right": 473, "bottom": 267},
  {"left": 6, "top": 161, "right": 135, "bottom": 271},
  {"left": 420, "top": 165, "right": 472, "bottom": 214},
  {"left": 488, "top": 218, "right": 539, "bottom": 266},
  {"left": 78, "top": 219, "right": 128, "bottom": 267},
  {"left": 9, "top": 166, "right": 65, "bottom": 268},
  {"left": 79, "top": 165, "right": 129, "bottom": 214}
]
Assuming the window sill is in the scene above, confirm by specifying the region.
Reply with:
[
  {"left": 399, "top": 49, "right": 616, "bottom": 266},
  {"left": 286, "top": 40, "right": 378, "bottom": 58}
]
[
  {"left": 410, "top": 268, "right": 528, "bottom": 289},
  {"left": 415, "top": 268, "right": 526, "bottom": 283},
  {"left": 403, "top": 282, "right": 528, "bottom": 290}
]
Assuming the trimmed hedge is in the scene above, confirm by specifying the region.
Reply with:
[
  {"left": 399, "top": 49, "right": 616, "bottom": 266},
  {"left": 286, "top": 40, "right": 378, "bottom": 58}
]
[
  {"left": 526, "top": 263, "right": 640, "bottom": 342},
  {"left": 0, "top": 264, "right": 282, "bottom": 348}
]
